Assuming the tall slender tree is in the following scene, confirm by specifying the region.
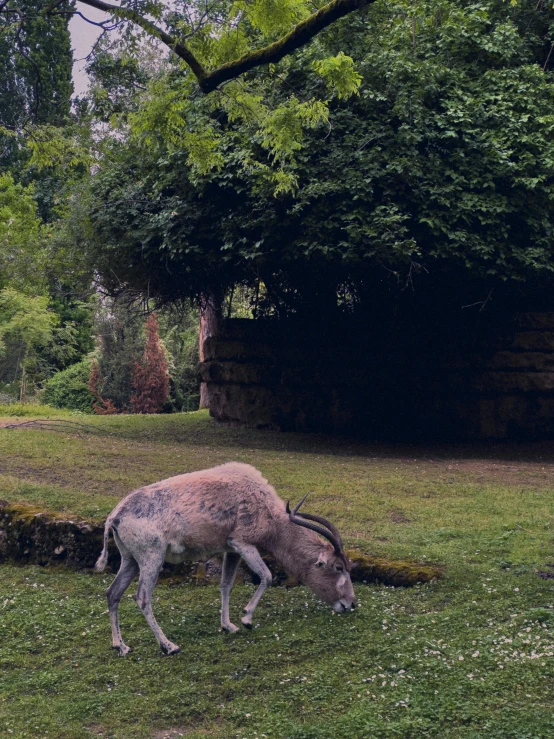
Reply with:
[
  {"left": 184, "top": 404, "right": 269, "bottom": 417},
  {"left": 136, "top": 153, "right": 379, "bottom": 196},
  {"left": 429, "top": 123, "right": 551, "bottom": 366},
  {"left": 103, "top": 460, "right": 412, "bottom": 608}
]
[{"left": 0, "top": 0, "right": 73, "bottom": 173}]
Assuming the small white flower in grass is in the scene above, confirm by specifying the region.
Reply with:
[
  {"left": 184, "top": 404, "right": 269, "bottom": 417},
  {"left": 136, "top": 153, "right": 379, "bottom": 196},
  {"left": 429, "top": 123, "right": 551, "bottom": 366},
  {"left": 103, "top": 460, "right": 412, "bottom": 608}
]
[
  {"left": 514, "top": 588, "right": 519, "bottom": 592},
  {"left": 472, "top": 651, "right": 479, "bottom": 657},
  {"left": 459, "top": 656, "right": 464, "bottom": 661}
]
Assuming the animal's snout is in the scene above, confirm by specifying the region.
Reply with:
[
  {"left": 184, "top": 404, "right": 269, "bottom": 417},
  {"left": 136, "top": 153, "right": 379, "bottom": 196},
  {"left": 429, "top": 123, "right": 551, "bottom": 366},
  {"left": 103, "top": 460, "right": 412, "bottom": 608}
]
[{"left": 333, "top": 599, "right": 356, "bottom": 613}]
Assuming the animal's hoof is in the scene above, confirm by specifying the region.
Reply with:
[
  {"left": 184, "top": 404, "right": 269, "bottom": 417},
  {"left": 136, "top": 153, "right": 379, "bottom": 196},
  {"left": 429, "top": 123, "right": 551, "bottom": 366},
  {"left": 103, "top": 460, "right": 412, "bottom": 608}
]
[
  {"left": 161, "top": 643, "right": 181, "bottom": 656},
  {"left": 113, "top": 644, "right": 132, "bottom": 657},
  {"left": 221, "top": 623, "right": 240, "bottom": 633},
  {"left": 241, "top": 616, "right": 253, "bottom": 630}
]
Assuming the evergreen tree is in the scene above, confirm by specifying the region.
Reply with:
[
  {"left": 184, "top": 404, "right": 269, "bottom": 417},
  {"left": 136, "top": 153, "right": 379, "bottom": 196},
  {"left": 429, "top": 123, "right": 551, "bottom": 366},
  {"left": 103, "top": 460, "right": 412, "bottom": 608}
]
[{"left": 130, "top": 314, "right": 170, "bottom": 414}]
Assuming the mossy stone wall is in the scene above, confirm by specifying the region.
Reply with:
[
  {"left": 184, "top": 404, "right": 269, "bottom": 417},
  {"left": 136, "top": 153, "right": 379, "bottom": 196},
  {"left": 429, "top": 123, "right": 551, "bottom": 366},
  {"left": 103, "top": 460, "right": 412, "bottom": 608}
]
[
  {"left": 198, "top": 313, "right": 554, "bottom": 439},
  {"left": 0, "top": 501, "right": 442, "bottom": 586}
]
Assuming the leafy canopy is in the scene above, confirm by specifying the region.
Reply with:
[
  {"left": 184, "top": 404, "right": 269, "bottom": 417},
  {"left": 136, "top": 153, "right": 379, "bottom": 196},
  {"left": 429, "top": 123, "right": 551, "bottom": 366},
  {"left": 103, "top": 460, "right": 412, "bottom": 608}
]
[
  {"left": 82, "top": 0, "right": 554, "bottom": 310},
  {"left": 0, "top": 288, "right": 58, "bottom": 359}
]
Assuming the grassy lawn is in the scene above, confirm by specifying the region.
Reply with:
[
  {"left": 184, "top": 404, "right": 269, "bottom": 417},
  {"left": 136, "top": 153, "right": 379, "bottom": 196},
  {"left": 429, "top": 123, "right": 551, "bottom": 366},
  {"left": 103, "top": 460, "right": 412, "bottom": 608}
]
[{"left": 1, "top": 408, "right": 554, "bottom": 738}]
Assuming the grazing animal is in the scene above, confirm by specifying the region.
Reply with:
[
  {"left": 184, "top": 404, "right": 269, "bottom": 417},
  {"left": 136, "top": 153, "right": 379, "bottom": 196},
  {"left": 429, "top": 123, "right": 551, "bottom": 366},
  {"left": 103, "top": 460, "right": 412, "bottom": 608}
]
[{"left": 95, "top": 462, "right": 356, "bottom": 656}]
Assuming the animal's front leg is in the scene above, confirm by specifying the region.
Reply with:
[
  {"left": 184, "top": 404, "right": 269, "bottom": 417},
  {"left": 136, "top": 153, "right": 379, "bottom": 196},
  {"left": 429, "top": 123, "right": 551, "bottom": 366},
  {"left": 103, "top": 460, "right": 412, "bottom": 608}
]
[
  {"left": 220, "top": 552, "right": 241, "bottom": 632},
  {"left": 228, "top": 539, "right": 272, "bottom": 629}
]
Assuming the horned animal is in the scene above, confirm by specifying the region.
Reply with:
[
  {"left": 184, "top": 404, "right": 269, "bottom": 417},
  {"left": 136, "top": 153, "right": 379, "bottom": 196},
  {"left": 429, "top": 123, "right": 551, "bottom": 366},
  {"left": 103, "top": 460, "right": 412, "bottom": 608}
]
[{"left": 95, "top": 462, "right": 356, "bottom": 655}]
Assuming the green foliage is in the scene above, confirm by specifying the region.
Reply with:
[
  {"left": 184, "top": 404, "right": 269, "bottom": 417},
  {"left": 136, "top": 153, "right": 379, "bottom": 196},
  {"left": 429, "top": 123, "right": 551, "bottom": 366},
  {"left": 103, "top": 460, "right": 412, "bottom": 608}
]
[
  {"left": 236, "top": 0, "right": 308, "bottom": 37},
  {"left": 93, "top": 300, "right": 146, "bottom": 411},
  {"left": 83, "top": 0, "right": 554, "bottom": 311},
  {"left": 0, "top": 285, "right": 91, "bottom": 395},
  {"left": 313, "top": 51, "right": 362, "bottom": 99},
  {"left": 91, "top": 300, "right": 200, "bottom": 413},
  {"left": 160, "top": 308, "right": 200, "bottom": 412},
  {"left": 0, "top": 174, "right": 44, "bottom": 292},
  {"left": 0, "top": 288, "right": 57, "bottom": 358},
  {"left": 42, "top": 357, "right": 95, "bottom": 413},
  {"left": 0, "top": 0, "right": 73, "bottom": 179}
]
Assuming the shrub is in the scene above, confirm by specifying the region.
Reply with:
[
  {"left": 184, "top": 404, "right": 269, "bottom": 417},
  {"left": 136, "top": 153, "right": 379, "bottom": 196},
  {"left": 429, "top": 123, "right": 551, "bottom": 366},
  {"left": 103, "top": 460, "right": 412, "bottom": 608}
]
[
  {"left": 88, "top": 358, "right": 119, "bottom": 414},
  {"left": 42, "top": 358, "right": 95, "bottom": 413},
  {"left": 130, "top": 314, "right": 169, "bottom": 414}
]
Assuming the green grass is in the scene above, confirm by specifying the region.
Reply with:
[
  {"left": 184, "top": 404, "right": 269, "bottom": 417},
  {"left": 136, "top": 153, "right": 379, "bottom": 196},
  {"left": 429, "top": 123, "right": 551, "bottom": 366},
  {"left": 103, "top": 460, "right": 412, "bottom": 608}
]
[{"left": 1, "top": 409, "right": 554, "bottom": 737}]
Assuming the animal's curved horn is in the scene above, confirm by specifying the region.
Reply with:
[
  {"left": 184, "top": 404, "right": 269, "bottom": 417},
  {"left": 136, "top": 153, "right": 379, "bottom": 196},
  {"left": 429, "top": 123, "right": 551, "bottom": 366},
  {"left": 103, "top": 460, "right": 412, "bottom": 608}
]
[
  {"left": 287, "top": 495, "right": 342, "bottom": 556},
  {"left": 288, "top": 495, "right": 345, "bottom": 552},
  {"left": 293, "top": 511, "right": 344, "bottom": 553}
]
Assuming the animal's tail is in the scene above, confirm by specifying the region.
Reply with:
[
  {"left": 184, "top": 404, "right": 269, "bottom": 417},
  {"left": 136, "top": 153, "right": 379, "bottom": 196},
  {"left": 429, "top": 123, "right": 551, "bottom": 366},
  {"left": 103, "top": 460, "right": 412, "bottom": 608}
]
[{"left": 95, "top": 518, "right": 112, "bottom": 572}]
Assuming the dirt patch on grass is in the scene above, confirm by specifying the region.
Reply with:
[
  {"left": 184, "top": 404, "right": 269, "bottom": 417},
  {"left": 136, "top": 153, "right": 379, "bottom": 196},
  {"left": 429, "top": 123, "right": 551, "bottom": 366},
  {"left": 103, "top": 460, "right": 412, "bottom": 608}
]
[
  {"left": 389, "top": 510, "right": 411, "bottom": 524},
  {"left": 2, "top": 414, "right": 554, "bottom": 494},
  {"left": 152, "top": 729, "right": 214, "bottom": 738}
]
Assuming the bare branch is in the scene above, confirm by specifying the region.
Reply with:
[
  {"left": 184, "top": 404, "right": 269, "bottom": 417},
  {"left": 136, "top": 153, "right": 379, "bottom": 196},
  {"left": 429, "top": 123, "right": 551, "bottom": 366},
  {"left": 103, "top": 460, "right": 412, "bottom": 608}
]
[{"left": 64, "top": 0, "right": 209, "bottom": 82}]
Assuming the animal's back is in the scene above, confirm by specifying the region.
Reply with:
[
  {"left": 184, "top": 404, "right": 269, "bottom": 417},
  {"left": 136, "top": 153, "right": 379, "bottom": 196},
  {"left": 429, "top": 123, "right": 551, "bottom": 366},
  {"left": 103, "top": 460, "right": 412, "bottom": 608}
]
[{"left": 108, "top": 462, "right": 284, "bottom": 557}]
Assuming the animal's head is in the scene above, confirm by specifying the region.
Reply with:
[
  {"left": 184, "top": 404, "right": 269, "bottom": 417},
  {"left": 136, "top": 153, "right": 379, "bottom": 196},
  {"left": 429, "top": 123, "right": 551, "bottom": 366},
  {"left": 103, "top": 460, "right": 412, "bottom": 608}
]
[{"left": 287, "top": 496, "right": 356, "bottom": 613}]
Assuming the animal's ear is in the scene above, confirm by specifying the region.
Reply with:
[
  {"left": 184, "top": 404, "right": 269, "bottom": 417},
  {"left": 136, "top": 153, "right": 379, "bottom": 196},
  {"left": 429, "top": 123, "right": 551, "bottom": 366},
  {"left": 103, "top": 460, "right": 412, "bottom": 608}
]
[{"left": 314, "top": 552, "right": 328, "bottom": 568}]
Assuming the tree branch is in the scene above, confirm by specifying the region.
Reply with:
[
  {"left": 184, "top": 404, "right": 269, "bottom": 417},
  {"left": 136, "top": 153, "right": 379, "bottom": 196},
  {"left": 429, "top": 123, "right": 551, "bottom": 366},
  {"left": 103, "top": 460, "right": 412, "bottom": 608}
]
[
  {"left": 68, "top": 0, "right": 372, "bottom": 93},
  {"left": 64, "top": 0, "right": 208, "bottom": 82},
  {"left": 200, "top": 0, "right": 372, "bottom": 92}
]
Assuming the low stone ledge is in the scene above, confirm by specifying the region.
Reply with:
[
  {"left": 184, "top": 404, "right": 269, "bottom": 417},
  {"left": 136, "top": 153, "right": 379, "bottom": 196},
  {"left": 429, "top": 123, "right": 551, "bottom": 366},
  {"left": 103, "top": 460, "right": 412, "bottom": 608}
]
[
  {"left": 346, "top": 551, "right": 444, "bottom": 587},
  {"left": 486, "top": 352, "right": 554, "bottom": 371},
  {"left": 517, "top": 313, "right": 554, "bottom": 330},
  {"left": 475, "top": 371, "right": 554, "bottom": 393},
  {"left": 203, "top": 337, "right": 275, "bottom": 362},
  {"left": 510, "top": 332, "right": 554, "bottom": 352},
  {"left": 0, "top": 500, "right": 115, "bottom": 569},
  {"left": 0, "top": 501, "right": 443, "bottom": 588},
  {"left": 198, "top": 360, "right": 279, "bottom": 386}
]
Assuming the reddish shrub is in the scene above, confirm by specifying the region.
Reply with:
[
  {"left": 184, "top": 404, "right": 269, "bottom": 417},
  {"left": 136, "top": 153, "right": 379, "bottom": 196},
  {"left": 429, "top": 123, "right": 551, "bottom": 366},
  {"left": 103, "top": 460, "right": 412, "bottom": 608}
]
[{"left": 130, "top": 314, "right": 170, "bottom": 414}]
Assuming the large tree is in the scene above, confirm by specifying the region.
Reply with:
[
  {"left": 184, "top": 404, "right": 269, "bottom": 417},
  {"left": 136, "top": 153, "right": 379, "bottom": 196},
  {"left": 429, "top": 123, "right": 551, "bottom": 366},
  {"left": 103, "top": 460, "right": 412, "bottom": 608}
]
[
  {"left": 80, "top": 0, "right": 554, "bottom": 318},
  {"left": 0, "top": 0, "right": 73, "bottom": 173},
  {"left": 1, "top": 0, "right": 371, "bottom": 186}
]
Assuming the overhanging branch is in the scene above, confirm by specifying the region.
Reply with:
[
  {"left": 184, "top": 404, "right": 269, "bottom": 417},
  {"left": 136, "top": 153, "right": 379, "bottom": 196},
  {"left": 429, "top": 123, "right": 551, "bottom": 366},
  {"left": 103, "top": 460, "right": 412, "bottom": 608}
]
[
  {"left": 60, "top": 0, "right": 208, "bottom": 82},
  {"left": 199, "top": 0, "right": 371, "bottom": 92},
  {"left": 64, "top": 0, "right": 372, "bottom": 93}
]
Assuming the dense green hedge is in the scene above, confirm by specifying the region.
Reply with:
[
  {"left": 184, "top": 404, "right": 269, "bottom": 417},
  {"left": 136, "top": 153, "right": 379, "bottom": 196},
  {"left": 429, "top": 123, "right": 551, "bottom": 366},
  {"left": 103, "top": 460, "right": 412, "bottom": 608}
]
[{"left": 42, "top": 358, "right": 94, "bottom": 413}]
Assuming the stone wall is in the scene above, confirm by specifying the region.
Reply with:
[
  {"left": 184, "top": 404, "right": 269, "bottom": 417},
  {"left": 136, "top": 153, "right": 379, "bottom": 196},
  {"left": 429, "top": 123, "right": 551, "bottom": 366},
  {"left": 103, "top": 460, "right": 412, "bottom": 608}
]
[{"left": 198, "top": 313, "right": 554, "bottom": 440}]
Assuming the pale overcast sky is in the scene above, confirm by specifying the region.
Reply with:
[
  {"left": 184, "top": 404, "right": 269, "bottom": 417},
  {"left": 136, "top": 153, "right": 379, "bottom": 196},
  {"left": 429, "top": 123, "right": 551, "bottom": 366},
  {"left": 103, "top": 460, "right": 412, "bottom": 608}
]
[{"left": 69, "top": 3, "right": 108, "bottom": 97}]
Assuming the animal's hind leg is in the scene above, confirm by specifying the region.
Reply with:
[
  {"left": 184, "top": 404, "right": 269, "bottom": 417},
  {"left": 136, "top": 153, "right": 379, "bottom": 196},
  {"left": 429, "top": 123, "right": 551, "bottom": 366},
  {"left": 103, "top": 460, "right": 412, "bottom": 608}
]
[
  {"left": 135, "top": 555, "right": 180, "bottom": 655},
  {"left": 106, "top": 555, "right": 139, "bottom": 656},
  {"left": 220, "top": 552, "right": 241, "bottom": 633}
]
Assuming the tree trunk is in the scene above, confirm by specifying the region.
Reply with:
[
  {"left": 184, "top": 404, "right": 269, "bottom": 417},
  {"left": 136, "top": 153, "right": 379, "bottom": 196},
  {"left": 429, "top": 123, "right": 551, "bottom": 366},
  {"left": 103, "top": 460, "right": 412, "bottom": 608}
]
[
  {"left": 199, "top": 292, "right": 222, "bottom": 409},
  {"left": 19, "top": 365, "right": 27, "bottom": 405}
]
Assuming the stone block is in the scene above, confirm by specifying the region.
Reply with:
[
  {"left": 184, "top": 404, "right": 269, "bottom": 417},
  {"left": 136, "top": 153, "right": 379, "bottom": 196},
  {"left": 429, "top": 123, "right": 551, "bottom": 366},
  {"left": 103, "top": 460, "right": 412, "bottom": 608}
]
[
  {"left": 509, "top": 332, "right": 554, "bottom": 351},
  {"left": 203, "top": 337, "right": 275, "bottom": 362},
  {"left": 517, "top": 313, "right": 554, "bottom": 330},
  {"left": 208, "top": 384, "right": 280, "bottom": 428},
  {"left": 198, "top": 361, "right": 278, "bottom": 386},
  {"left": 486, "top": 352, "right": 554, "bottom": 371},
  {"left": 476, "top": 371, "right": 554, "bottom": 393},
  {"left": 220, "top": 318, "right": 282, "bottom": 342}
]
